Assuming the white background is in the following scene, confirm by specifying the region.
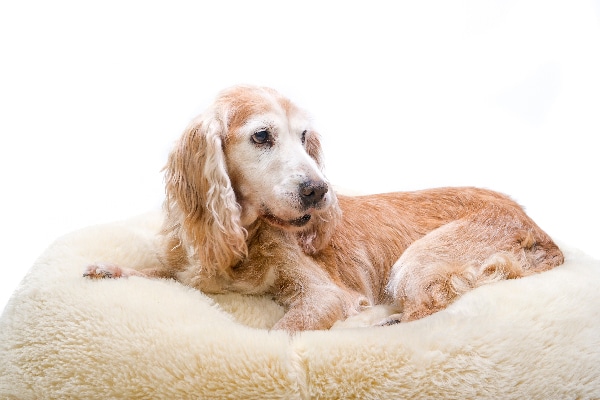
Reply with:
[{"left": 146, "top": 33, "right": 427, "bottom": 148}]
[{"left": 1, "top": 1, "right": 599, "bottom": 313}]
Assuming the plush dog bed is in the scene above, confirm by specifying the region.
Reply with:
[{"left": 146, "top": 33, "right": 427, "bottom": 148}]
[{"left": 1, "top": 210, "right": 599, "bottom": 399}]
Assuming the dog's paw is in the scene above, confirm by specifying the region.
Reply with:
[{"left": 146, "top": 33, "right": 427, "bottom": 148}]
[
  {"left": 83, "top": 264, "right": 126, "bottom": 279},
  {"left": 375, "top": 312, "right": 404, "bottom": 327},
  {"left": 332, "top": 306, "right": 402, "bottom": 329}
]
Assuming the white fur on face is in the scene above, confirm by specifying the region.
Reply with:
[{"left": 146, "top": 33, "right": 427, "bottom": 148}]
[{"left": 222, "top": 95, "right": 332, "bottom": 229}]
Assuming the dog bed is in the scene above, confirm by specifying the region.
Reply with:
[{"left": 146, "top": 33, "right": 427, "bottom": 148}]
[{"left": 1, "top": 210, "right": 599, "bottom": 399}]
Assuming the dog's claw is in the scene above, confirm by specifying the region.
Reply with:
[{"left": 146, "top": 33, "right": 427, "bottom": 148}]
[
  {"left": 379, "top": 318, "right": 401, "bottom": 326},
  {"left": 376, "top": 312, "right": 404, "bottom": 327},
  {"left": 83, "top": 264, "right": 122, "bottom": 279},
  {"left": 83, "top": 269, "right": 112, "bottom": 279}
]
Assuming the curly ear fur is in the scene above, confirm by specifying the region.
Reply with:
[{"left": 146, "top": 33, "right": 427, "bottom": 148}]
[
  {"left": 163, "top": 113, "right": 247, "bottom": 275},
  {"left": 297, "top": 130, "right": 342, "bottom": 254}
]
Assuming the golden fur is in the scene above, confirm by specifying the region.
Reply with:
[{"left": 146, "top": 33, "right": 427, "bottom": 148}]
[{"left": 85, "top": 85, "right": 564, "bottom": 332}]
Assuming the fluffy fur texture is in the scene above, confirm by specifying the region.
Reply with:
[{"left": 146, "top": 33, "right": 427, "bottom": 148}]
[
  {"left": 1, "top": 212, "right": 599, "bottom": 399},
  {"left": 85, "top": 85, "right": 564, "bottom": 331}
]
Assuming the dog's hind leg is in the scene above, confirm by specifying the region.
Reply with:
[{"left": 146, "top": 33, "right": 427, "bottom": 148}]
[{"left": 385, "top": 217, "right": 563, "bottom": 323}]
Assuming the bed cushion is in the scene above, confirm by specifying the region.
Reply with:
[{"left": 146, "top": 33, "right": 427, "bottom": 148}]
[{"left": 1, "top": 211, "right": 599, "bottom": 399}]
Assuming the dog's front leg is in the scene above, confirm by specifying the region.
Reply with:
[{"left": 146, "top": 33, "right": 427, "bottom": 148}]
[
  {"left": 271, "top": 261, "right": 368, "bottom": 332},
  {"left": 83, "top": 263, "right": 175, "bottom": 280},
  {"left": 272, "top": 287, "right": 347, "bottom": 332}
]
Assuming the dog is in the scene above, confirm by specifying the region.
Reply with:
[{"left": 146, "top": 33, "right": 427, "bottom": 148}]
[{"left": 84, "top": 85, "right": 564, "bottom": 332}]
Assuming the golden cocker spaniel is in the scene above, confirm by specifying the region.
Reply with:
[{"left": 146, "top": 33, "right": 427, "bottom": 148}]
[{"left": 85, "top": 85, "right": 564, "bottom": 332}]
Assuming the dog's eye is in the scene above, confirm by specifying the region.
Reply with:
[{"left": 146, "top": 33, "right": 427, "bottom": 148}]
[
  {"left": 301, "top": 130, "right": 307, "bottom": 145},
  {"left": 251, "top": 130, "right": 270, "bottom": 145}
]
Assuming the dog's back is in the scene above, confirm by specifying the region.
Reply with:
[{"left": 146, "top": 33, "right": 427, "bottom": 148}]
[{"left": 322, "top": 187, "right": 563, "bottom": 322}]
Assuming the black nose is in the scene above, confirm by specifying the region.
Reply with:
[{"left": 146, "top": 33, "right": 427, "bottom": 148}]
[{"left": 299, "top": 180, "right": 328, "bottom": 209}]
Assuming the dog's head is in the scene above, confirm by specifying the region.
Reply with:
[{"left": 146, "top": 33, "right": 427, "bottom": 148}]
[{"left": 164, "top": 85, "right": 341, "bottom": 273}]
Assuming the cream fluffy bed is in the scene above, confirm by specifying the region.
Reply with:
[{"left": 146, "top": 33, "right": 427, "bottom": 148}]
[{"left": 1, "top": 210, "right": 599, "bottom": 399}]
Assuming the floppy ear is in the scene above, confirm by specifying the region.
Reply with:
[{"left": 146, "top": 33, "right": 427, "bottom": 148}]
[
  {"left": 297, "top": 129, "right": 342, "bottom": 254},
  {"left": 163, "top": 114, "right": 247, "bottom": 275}
]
